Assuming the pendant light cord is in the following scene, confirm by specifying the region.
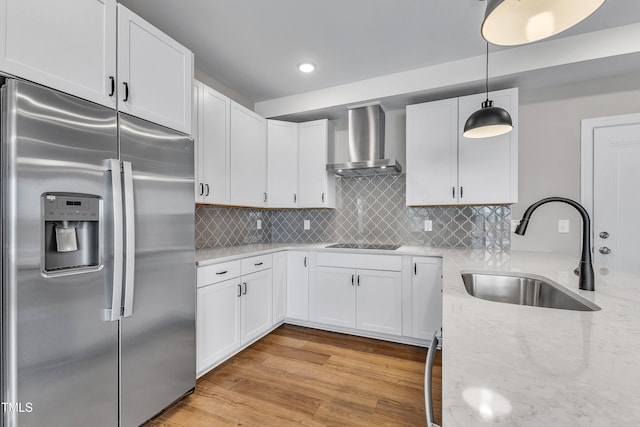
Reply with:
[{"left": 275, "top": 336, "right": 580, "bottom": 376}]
[{"left": 485, "top": 42, "right": 489, "bottom": 101}]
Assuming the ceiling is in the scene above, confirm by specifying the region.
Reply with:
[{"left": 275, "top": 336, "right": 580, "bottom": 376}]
[{"left": 119, "top": 0, "right": 640, "bottom": 106}]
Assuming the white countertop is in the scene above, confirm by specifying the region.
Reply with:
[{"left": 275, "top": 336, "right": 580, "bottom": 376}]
[{"left": 196, "top": 244, "right": 640, "bottom": 425}]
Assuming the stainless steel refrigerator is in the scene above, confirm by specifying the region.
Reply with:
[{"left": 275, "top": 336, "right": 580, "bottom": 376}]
[{"left": 0, "top": 79, "right": 196, "bottom": 427}]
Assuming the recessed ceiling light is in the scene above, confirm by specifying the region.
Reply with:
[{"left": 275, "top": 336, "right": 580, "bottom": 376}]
[{"left": 298, "top": 62, "right": 316, "bottom": 73}]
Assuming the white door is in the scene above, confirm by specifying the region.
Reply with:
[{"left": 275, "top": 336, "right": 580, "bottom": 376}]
[
  {"left": 196, "top": 279, "right": 241, "bottom": 376},
  {"left": 592, "top": 122, "right": 640, "bottom": 274},
  {"left": 458, "top": 89, "right": 518, "bottom": 204},
  {"left": 267, "top": 120, "right": 298, "bottom": 207},
  {"left": 410, "top": 257, "right": 442, "bottom": 340},
  {"left": 272, "top": 252, "right": 287, "bottom": 324},
  {"left": 0, "top": 0, "right": 117, "bottom": 108},
  {"left": 193, "top": 81, "right": 204, "bottom": 202},
  {"left": 298, "top": 120, "right": 334, "bottom": 208},
  {"left": 356, "top": 270, "right": 402, "bottom": 336},
  {"left": 406, "top": 98, "right": 458, "bottom": 206},
  {"left": 241, "top": 269, "right": 273, "bottom": 344},
  {"left": 117, "top": 4, "right": 193, "bottom": 134},
  {"left": 230, "top": 101, "right": 268, "bottom": 207},
  {"left": 201, "top": 85, "right": 230, "bottom": 204},
  {"left": 286, "top": 251, "right": 309, "bottom": 320},
  {"left": 314, "top": 266, "right": 356, "bottom": 328}
]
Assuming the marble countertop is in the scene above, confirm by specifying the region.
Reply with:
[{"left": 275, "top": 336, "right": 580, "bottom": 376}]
[{"left": 196, "top": 244, "right": 640, "bottom": 425}]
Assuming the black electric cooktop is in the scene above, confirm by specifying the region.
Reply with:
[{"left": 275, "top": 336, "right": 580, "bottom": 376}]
[{"left": 326, "top": 243, "right": 401, "bottom": 250}]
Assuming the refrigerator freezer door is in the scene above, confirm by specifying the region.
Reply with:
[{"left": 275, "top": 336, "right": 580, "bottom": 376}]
[
  {"left": 1, "top": 80, "right": 119, "bottom": 427},
  {"left": 118, "top": 113, "right": 196, "bottom": 427}
]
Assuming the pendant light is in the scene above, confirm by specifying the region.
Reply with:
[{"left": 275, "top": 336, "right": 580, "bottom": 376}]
[
  {"left": 482, "top": 0, "right": 606, "bottom": 46},
  {"left": 463, "top": 43, "right": 513, "bottom": 139}
]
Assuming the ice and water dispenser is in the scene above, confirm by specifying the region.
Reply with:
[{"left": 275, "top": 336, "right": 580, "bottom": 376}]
[{"left": 43, "top": 193, "right": 101, "bottom": 274}]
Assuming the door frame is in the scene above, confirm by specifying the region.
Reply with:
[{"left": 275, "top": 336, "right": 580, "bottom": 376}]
[{"left": 580, "top": 113, "right": 640, "bottom": 223}]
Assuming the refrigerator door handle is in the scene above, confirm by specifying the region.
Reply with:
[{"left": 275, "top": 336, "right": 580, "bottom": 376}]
[
  {"left": 122, "top": 161, "right": 136, "bottom": 318},
  {"left": 107, "top": 159, "right": 124, "bottom": 321}
]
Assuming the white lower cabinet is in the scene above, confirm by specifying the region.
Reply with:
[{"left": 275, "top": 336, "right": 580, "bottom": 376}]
[
  {"left": 197, "top": 251, "right": 442, "bottom": 376},
  {"left": 406, "top": 257, "right": 442, "bottom": 340},
  {"left": 314, "top": 266, "right": 402, "bottom": 336},
  {"left": 196, "top": 256, "right": 273, "bottom": 377},
  {"left": 286, "top": 251, "right": 309, "bottom": 320},
  {"left": 356, "top": 270, "right": 403, "bottom": 336},
  {"left": 196, "top": 278, "right": 241, "bottom": 376},
  {"left": 241, "top": 269, "right": 273, "bottom": 344},
  {"left": 272, "top": 252, "right": 287, "bottom": 324},
  {"left": 314, "top": 267, "right": 357, "bottom": 328}
]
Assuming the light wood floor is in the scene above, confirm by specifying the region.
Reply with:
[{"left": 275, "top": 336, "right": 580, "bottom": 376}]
[{"left": 147, "top": 324, "right": 442, "bottom": 426}]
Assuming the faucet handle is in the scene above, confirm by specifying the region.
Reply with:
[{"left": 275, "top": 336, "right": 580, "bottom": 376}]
[
  {"left": 599, "top": 246, "right": 611, "bottom": 255},
  {"left": 599, "top": 231, "right": 609, "bottom": 239}
]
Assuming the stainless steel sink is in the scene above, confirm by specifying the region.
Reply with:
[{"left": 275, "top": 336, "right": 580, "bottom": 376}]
[{"left": 461, "top": 271, "right": 601, "bottom": 312}]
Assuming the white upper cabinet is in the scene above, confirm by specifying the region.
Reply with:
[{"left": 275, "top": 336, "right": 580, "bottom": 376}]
[
  {"left": 117, "top": 4, "right": 193, "bottom": 134},
  {"left": 267, "top": 120, "right": 299, "bottom": 208},
  {"left": 230, "top": 101, "right": 268, "bottom": 207},
  {"left": 457, "top": 89, "right": 518, "bottom": 205},
  {"left": 0, "top": 0, "right": 117, "bottom": 108},
  {"left": 298, "top": 120, "right": 335, "bottom": 208},
  {"left": 406, "top": 98, "right": 458, "bottom": 206},
  {"left": 193, "top": 80, "right": 230, "bottom": 204},
  {"left": 406, "top": 88, "right": 518, "bottom": 206}
]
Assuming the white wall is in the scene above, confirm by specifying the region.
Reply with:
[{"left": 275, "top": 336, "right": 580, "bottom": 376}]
[{"left": 512, "top": 73, "right": 640, "bottom": 254}]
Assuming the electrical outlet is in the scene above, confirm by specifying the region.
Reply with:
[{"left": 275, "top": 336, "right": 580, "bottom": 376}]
[
  {"left": 511, "top": 220, "right": 520, "bottom": 233},
  {"left": 558, "top": 219, "right": 569, "bottom": 233},
  {"left": 303, "top": 220, "right": 311, "bottom": 230},
  {"left": 424, "top": 220, "right": 432, "bottom": 232},
  {"left": 256, "top": 219, "right": 262, "bottom": 230}
]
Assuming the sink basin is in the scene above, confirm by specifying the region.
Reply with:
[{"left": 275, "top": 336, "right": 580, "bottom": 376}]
[{"left": 461, "top": 271, "right": 601, "bottom": 312}]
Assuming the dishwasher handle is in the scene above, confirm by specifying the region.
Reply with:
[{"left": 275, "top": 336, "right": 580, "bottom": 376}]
[{"left": 425, "top": 330, "right": 440, "bottom": 427}]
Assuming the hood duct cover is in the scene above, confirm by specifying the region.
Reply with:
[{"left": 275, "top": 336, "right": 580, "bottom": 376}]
[{"left": 326, "top": 104, "right": 403, "bottom": 177}]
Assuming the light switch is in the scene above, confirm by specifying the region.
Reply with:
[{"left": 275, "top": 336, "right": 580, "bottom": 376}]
[
  {"left": 303, "top": 220, "right": 311, "bottom": 230},
  {"left": 256, "top": 219, "right": 262, "bottom": 230},
  {"left": 558, "top": 219, "right": 569, "bottom": 234},
  {"left": 424, "top": 220, "right": 432, "bottom": 232}
]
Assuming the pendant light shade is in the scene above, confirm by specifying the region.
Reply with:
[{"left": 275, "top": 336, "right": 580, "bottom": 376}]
[
  {"left": 482, "top": 0, "right": 606, "bottom": 46},
  {"left": 463, "top": 43, "right": 513, "bottom": 139},
  {"left": 463, "top": 100, "right": 513, "bottom": 138}
]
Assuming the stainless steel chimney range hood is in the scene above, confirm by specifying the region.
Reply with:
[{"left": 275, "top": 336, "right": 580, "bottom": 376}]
[{"left": 326, "top": 103, "right": 403, "bottom": 177}]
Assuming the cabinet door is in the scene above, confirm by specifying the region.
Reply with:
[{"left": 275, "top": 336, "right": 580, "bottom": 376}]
[
  {"left": 267, "top": 120, "right": 298, "bottom": 208},
  {"left": 201, "top": 85, "right": 231, "bottom": 204},
  {"left": 241, "top": 269, "right": 273, "bottom": 344},
  {"left": 117, "top": 4, "right": 193, "bottom": 134},
  {"left": 314, "top": 266, "right": 356, "bottom": 328},
  {"left": 230, "top": 101, "right": 268, "bottom": 207},
  {"left": 410, "top": 257, "right": 442, "bottom": 340},
  {"left": 406, "top": 98, "right": 458, "bottom": 206},
  {"left": 286, "top": 251, "right": 309, "bottom": 320},
  {"left": 272, "top": 252, "right": 287, "bottom": 324},
  {"left": 356, "top": 270, "right": 402, "bottom": 336},
  {"left": 0, "top": 0, "right": 117, "bottom": 108},
  {"left": 193, "top": 81, "right": 204, "bottom": 202},
  {"left": 196, "top": 278, "right": 241, "bottom": 376},
  {"left": 298, "top": 120, "right": 335, "bottom": 208},
  {"left": 458, "top": 88, "right": 518, "bottom": 204}
]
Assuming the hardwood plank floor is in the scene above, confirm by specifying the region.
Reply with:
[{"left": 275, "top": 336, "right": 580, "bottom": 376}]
[{"left": 146, "top": 325, "right": 442, "bottom": 426}]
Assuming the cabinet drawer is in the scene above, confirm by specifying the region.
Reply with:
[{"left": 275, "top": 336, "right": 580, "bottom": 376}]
[
  {"left": 197, "top": 260, "right": 241, "bottom": 288},
  {"left": 316, "top": 252, "right": 402, "bottom": 271},
  {"left": 241, "top": 254, "right": 273, "bottom": 275}
]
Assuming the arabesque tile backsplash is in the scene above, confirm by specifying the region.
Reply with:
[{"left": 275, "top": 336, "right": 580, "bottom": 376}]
[{"left": 196, "top": 175, "right": 511, "bottom": 250}]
